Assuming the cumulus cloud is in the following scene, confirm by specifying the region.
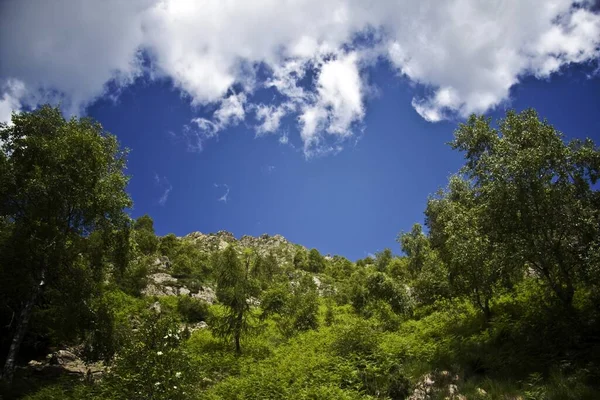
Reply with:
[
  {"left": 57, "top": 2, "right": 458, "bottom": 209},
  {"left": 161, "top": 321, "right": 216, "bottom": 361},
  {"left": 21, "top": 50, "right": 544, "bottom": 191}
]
[
  {"left": 255, "top": 103, "right": 292, "bottom": 135},
  {"left": 299, "top": 52, "right": 364, "bottom": 153},
  {"left": 0, "top": 79, "right": 26, "bottom": 125},
  {"left": 185, "top": 92, "right": 246, "bottom": 150},
  {"left": 0, "top": 0, "right": 147, "bottom": 118},
  {"left": 1, "top": 0, "right": 599, "bottom": 152}
]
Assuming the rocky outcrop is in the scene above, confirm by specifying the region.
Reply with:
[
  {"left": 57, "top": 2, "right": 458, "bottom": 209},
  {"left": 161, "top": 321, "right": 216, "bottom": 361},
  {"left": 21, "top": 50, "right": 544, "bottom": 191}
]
[
  {"left": 24, "top": 349, "right": 105, "bottom": 381},
  {"left": 143, "top": 271, "right": 217, "bottom": 304},
  {"left": 142, "top": 272, "right": 178, "bottom": 296},
  {"left": 184, "top": 231, "right": 237, "bottom": 252},
  {"left": 184, "top": 230, "right": 301, "bottom": 264},
  {"left": 191, "top": 286, "right": 217, "bottom": 304},
  {"left": 408, "top": 371, "right": 463, "bottom": 400},
  {"left": 142, "top": 231, "right": 306, "bottom": 303}
]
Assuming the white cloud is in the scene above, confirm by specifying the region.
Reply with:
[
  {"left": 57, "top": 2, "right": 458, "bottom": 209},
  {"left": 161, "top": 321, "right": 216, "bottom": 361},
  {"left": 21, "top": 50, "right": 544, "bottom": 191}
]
[
  {"left": 154, "top": 174, "right": 172, "bottom": 206},
  {"left": 1, "top": 0, "right": 599, "bottom": 153},
  {"left": 214, "top": 92, "right": 246, "bottom": 128},
  {"left": 255, "top": 103, "right": 292, "bottom": 135},
  {"left": 279, "top": 133, "right": 290, "bottom": 145},
  {"left": 298, "top": 52, "right": 364, "bottom": 153},
  {"left": 214, "top": 183, "right": 230, "bottom": 203},
  {"left": 0, "top": 0, "right": 148, "bottom": 116},
  {"left": 0, "top": 79, "right": 26, "bottom": 125},
  {"left": 185, "top": 92, "right": 247, "bottom": 150},
  {"left": 386, "top": 1, "right": 600, "bottom": 120}
]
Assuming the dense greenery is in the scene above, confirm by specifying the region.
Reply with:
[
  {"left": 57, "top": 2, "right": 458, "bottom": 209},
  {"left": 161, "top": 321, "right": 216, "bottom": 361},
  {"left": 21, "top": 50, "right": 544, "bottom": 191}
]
[{"left": 1, "top": 107, "right": 599, "bottom": 399}]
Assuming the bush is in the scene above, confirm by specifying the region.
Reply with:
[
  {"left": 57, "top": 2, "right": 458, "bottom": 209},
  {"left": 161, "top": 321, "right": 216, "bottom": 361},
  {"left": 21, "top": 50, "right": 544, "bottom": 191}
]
[
  {"left": 332, "top": 319, "right": 379, "bottom": 358},
  {"left": 102, "top": 313, "right": 198, "bottom": 400},
  {"left": 177, "top": 296, "right": 210, "bottom": 323}
]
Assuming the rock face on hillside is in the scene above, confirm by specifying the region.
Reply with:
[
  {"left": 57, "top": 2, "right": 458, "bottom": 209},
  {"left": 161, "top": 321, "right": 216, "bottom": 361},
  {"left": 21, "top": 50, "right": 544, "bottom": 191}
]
[
  {"left": 183, "top": 231, "right": 301, "bottom": 264},
  {"left": 142, "top": 260, "right": 217, "bottom": 303},
  {"left": 24, "top": 349, "right": 105, "bottom": 381},
  {"left": 142, "top": 231, "right": 302, "bottom": 302}
]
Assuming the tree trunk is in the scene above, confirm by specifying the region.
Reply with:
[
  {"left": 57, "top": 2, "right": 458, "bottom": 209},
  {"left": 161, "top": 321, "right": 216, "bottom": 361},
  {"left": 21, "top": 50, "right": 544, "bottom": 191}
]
[
  {"left": 1, "top": 275, "right": 44, "bottom": 385},
  {"left": 234, "top": 307, "right": 244, "bottom": 355},
  {"left": 235, "top": 333, "right": 241, "bottom": 355},
  {"left": 483, "top": 297, "right": 491, "bottom": 322}
]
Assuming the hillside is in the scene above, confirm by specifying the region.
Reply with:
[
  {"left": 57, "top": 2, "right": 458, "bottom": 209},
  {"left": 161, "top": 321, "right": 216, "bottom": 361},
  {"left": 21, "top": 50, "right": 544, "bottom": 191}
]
[{"left": 1, "top": 108, "right": 600, "bottom": 400}]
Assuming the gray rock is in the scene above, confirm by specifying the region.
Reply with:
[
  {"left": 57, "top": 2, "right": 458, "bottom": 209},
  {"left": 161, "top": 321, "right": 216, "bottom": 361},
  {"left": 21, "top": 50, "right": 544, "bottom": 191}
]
[
  {"left": 150, "top": 272, "right": 176, "bottom": 284},
  {"left": 163, "top": 286, "right": 177, "bottom": 296},
  {"left": 192, "top": 286, "right": 216, "bottom": 304},
  {"left": 408, "top": 371, "right": 462, "bottom": 400},
  {"left": 150, "top": 301, "right": 161, "bottom": 314},
  {"left": 25, "top": 349, "right": 105, "bottom": 381}
]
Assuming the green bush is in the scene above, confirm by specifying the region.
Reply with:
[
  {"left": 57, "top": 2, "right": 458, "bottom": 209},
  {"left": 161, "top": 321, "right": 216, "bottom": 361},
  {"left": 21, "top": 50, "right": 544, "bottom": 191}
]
[
  {"left": 177, "top": 296, "right": 210, "bottom": 323},
  {"left": 102, "top": 313, "right": 198, "bottom": 400}
]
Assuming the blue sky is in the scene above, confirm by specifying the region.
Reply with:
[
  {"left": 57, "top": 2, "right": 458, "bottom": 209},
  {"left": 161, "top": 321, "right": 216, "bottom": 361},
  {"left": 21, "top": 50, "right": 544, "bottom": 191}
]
[
  {"left": 1, "top": 1, "right": 600, "bottom": 259},
  {"left": 85, "top": 62, "right": 600, "bottom": 260}
]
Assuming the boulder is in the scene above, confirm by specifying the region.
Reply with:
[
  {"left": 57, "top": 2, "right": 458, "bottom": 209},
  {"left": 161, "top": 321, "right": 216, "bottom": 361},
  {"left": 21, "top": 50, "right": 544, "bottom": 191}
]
[
  {"left": 192, "top": 286, "right": 216, "bottom": 304},
  {"left": 150, "top": 272, "right": 176, "bottom": 284},
  {"left": 25, "top": 349, "right": 105, "bottom": 381},
  {"left": 150, "top": 301, "right": 162, "bottom": 314},
  {"left": 408, "top": 371, "right": 461, "bottom": 400}
]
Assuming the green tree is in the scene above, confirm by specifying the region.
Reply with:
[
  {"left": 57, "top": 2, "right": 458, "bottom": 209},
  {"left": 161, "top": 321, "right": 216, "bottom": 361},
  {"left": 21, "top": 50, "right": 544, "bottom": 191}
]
[
  {"left": 260, "top": 274, "right": 319, "bottom": 337},
  {"left": 426, "top": 176, "right": 502, "bottom": 317},
  {"left": 263, "top": 252, "right": 280, "bottom": 282},
  {"left": 213, "top": 246, "right": 259, "bottom": 353},
  {"left": 133, "top": 214, "right": 158, "bottom": 255},
  {"left": 447, "top": 109, "right": 600, "bottom": 309},
  {"left": 374, "top": 248, "right": 393, "bottom": 272},
  {"left": 364, "top": 272, "right": 412, "bottom": 316},
  {"left": 293, "top": 246, "right": 308, "bottom": 270},
  {"left": 158, "top": 233, "right": 180, "bottom": 259},
  {"left": 325, "top": 256, "right": 354, "bottom": 283},
  {"left": 250, "top": 251, "right": 279, "bottom": 285},
  {"left": 398, "top": 224, "right": 429, "bottom": 277},
  {"left": 307, "top": 248, "right": 326, "bottom": 273},
  {"left": 0, "top": 106, "right": 131, "bottom": 383}
]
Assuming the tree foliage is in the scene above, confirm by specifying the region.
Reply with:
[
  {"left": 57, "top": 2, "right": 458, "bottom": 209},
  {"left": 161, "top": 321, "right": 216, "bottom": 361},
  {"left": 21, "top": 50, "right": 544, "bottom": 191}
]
[
  {"left": 213, "top": 247, "right": 260, "bottom": 353},
  {"left": 0, "top": 105, "right": 131, "bottom": 383}
]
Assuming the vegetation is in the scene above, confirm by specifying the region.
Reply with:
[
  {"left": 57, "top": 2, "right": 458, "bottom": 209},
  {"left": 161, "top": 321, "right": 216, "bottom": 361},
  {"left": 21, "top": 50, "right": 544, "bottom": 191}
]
[{"left": 1, "top": 107, "right": 599, "bottom": 399}]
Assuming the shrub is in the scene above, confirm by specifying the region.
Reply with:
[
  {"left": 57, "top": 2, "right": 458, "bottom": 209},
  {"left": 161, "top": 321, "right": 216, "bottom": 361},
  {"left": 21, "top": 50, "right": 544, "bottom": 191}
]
[
  {"left": 177, "top": 296, "right": 210, "bottom": 323},
  {"left": 102, "top": 313, "right": 198, "bottom": 400}
]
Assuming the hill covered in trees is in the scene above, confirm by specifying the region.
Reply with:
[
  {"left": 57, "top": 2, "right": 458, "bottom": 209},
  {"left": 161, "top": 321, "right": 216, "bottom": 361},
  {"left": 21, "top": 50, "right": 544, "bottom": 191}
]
[{"left": 1, "top": 106, "right": 600, "bottom": 399}]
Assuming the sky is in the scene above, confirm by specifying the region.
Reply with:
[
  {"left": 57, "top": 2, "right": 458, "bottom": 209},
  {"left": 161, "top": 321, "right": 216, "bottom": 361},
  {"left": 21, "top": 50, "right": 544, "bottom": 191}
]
[{"left": 1, "top": 1, "right": 599, "bottom": 260}]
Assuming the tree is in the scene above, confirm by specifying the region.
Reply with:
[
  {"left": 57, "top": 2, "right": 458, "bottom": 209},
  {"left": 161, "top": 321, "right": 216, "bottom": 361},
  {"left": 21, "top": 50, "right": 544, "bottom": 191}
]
[
  {"left": 325, "top": 255, "right": 355, "bottom": 281},
  {"left": 158, "top": 233, "right": 180, "bottom": 259},
  {"left": 398, "top": 224, "right": 430, "bottom": 278},
  {"left": 307, "top": 248, "right": 326, "bottom": 273},
  {"left": 263, "top": 252, "right": 280, "bottom": 282},
  {"left": 0, "top": 106, "right": 131, "bottom": 383},
  {"left": 133, "top": 214, "right": 158, "bottom": 255},
  {"left": 213, "top": 246, "right": 259, "bottom": 353},
  {"left": 260, "top": 274, "right": 319, "bottom": 337},
  {"left": 293, "top": 246, "right": 308, "bottom": 270},
  {"left": 251, "top": 251, "right": 279, "bottom": 285},
  {"left": 374, "top": 248, "right": 393, "bottom": 272},
  {"left": 447, "top": 109, "right": 600, "bottom": 309},
  {"left": 365, "top": 272, "right": 412, "bottom": 316},
  {"left": 426, "top": 176, "right": 502, "bottom": 317}
]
